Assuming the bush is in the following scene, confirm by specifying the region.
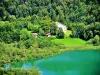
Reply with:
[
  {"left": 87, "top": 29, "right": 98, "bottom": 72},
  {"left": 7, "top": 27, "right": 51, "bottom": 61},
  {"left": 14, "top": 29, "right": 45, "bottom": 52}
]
[
  {"left": 93, "top": 35, "right": 100, "bottom": 46},
  {"left": 56, "top": 27, "right": 64, "bottom": 39},
  {"left": 24, "top": 39, "right": 34, "bottom": 49},
  {"left": 17, "top": 38, "right": 34, "bottom": 49},
  {"left": 0, "top": 68, "right": 40, "bottom": 75},
  {"left": 38, "top": 28, "right": 45, "bottom": 36},
  {"left": 50, "top": 22, "right": 58, "bottom": 35},
  {"left": 86, "top": 35, "right": 100, "bottom": 46},
  {"left": 86, "top": 39, "right": 94, "bottom": 44},
  {"left": 37, "top": 37, "right": 53, "bottom": 48}
]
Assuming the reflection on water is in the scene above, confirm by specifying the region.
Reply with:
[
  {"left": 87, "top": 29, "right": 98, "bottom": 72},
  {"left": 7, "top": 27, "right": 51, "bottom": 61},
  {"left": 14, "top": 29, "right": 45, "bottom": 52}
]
[{"left": 4, "top": 50, "right": 100, "bottom": 75}]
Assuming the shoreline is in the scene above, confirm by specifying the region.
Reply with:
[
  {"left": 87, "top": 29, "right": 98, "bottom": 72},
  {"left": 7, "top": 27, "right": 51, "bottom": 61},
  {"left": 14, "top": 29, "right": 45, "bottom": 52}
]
[
  {"left": 6, "top": 45, "right": 100, "bottom": 64},
  {"left": 1, "top": 45, "right": 100, "bottom": 67},
  {"left": 1, "top": 45, "right": 100, "bottom": 75}
]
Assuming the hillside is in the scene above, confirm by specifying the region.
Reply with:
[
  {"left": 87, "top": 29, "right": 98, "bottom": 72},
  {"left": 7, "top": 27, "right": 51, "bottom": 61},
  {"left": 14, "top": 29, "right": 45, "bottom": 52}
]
[
  {"left": 0, "top": 0, "right": 100, "bottom": 75},
  {"left": 0, "top": 0, "right": 100, "bottom": 41}
]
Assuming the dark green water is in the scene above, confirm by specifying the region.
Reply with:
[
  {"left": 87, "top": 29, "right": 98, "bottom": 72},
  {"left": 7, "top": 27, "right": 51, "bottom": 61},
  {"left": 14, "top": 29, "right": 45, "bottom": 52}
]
[{"left": 4, "top": 50, "right": 100, "bottom": 75}]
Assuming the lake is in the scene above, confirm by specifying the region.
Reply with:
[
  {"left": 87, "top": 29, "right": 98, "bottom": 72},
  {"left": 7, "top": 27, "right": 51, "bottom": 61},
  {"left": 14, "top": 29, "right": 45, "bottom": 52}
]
[{"left": 4, "top": 50, "right": 100, "bottom": 75}]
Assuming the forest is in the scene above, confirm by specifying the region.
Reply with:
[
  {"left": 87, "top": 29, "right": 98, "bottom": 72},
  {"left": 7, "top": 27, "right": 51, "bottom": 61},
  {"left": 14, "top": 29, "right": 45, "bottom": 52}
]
[{"left": 0, "top": 0, "right": 100, "bottom": 75}]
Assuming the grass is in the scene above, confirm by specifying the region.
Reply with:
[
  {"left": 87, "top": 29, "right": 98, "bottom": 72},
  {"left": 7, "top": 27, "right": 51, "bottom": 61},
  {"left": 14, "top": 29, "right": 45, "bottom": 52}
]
[
  {"left": 52, "top": 30, "right": 86, "bottom": 47},
  {"left": 52, "top": 38, "right": 86, "bottom": 47}
]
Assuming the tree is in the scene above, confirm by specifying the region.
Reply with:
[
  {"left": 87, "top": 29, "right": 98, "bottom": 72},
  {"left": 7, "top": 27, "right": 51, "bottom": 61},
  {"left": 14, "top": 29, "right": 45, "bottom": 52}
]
[
  {"left": 56, "top": 27, "right": 64, "bottom": 39},
  {"left": 20, "top": 28, "right": 31, "bottom": 41},
  {"left": 40, "top": 17, "right": 51, "bottom": 33},
  {"left": 51, "top": 9, "right": 57, "bottom": 21},
  {"left": 38, "top": 28, "right": 45, "bottom": 36},
  {"left": 0, "top": 7, "right": 8, "bottom": 20},
  {"left": 0, "top": 21, "right": 14, "bottom": 43},
  {"left": 16, "top": 4, "right": 29, "bottom": 17},
  {"left": 50, "top": 22, "right": 58, "bottom": 35},
  {"left": 71, "top": 23, "right": 86, "bottom": 39},
  {"left": 28, "top": 22, "right": 39, "bottom": 32},
  {"left": 59, "top": 10, "right": 65, "bottom": 23},
  {"left": 88, "top": 31, "right": 93, "bottom": 38},
  {"left": 37, "top": 36, "right": 53, "bottom": 48},
  {"left": 93, "top": 35, "right": 100, "bottom": 46},
  {"left": 24, "top": 39, "right": 34, "bottom": 49},
  {"left": 8, "top": 15, "right": 16, "bottom": 21}
]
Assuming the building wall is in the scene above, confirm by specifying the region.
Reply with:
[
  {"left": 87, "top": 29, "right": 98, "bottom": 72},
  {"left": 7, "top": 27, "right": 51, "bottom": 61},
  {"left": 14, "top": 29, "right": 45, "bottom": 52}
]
[{"left": 56, "top": 22, "right": 67, "bottom": 33}]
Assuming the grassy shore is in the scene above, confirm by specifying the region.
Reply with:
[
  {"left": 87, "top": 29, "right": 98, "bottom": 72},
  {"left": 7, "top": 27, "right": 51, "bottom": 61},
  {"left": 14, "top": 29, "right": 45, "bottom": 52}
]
[
  {"left": 33, "top": 44, "right": 100, "bottom": 61},
  {"left": 59, "top": 45, "right": 100, "bottom": 53},
  {"left": 1, "top": 38, "right": 100, "bottom": 68},
  {"left": 51, "top": 37, "right": 100, "bottom": 57},
  {"left": 1, "top": 40, "right": 100, "bottom": 75}
]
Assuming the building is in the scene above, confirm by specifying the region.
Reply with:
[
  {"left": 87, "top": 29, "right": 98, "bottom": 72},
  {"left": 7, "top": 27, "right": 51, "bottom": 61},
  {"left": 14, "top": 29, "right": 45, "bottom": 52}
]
[
  {"left": 32, "top": 33, "right": 38, "bottom": 38},
  {"left": 46, "top": 33, "right": 51, "bottom": 37},
  {"left": 56, "top": 22, "right": 67, "bottom": 33}
]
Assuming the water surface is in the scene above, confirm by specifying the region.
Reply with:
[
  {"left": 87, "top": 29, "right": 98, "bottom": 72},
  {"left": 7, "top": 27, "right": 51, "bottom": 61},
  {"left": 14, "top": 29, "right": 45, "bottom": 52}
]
[{"left": 4, "top": 50, "right": 100, "bottom": 75}]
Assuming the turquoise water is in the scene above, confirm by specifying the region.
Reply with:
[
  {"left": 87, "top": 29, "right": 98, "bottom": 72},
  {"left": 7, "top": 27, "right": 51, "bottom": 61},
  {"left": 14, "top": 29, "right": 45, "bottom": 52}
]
[{"left": 4, "top": 50, "right": 100, "bottom": 75}]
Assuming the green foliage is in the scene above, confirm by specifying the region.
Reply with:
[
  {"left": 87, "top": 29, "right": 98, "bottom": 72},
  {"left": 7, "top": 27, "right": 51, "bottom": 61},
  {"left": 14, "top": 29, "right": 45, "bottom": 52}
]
[
  {"left": 20, "top": 28, "right": 31, "bottom": 41},
  {"left": 86, "top": 39, "right": 94, "bottom": 44},
  {"left": 38, "top": 28, "right": 45, "bottom": 36},
  {"left": 93, "top": 35, "right": 100, "bottom": 46},
  {"left": 40, "top": 17, "right": 51, "bottom": 33},
  {"left": 0, "top": 0, "right": 100, "bottom": 23},
  {"left": 19, "top": 28, "right": 34, "bottom": 49},
  {"left": 0, "top": 21, "right": 15, "bottom": 43},
  {"left": 0, "top": 42, "right": 61, "bottom": 67},
  {"left": 50, "top": 22, "right": 58, "bottom": 35},
  {"left": 56, "top": 28, "right": 64, "bottom": 39},
  {"left": 18, "top": 39, "right": 34, "bottom": 49},
  {"left": 0, "top": 0, "right": 100, "bottom": 41},
  {"left": 87, "top": 35, "right": 100, "bottom": 46},
  {"left": 51, "top": 9, "right": 57, "bottom": 21},
  {"left": 70, "top": 22, "right": 100, "bottom": 41},
  {"left": 8, "top": 15, "right": 16, "bottom": 21},
  {"left": 0, "top": 68, "right": 40, "bottom": 75},
  {"left": 71, "top": 23, "right": 86, "bottom": 38},
  {"left": 28, "top": 23, "right": 39, "bottom": 33},
  {"left": 0, "top": 0, "right": 100, "bottom": 73},
  {"left": 37, "top": 37, "right": 53, "bottom": 48},
  {"left": 0, "top": 7, "right": 8, "bottom": 20}
]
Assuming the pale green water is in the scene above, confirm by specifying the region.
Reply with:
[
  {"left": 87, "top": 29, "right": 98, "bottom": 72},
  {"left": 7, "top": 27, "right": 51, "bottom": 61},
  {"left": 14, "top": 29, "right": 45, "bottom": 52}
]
[{"left": 4, "top": 50, "right": 100, "bottom": 75}]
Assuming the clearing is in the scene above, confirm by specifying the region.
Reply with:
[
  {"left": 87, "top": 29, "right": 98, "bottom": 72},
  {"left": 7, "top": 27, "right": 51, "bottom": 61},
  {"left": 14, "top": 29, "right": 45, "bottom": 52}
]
[{"left": 52, "top": 38, "right": 86, "bottom": 47}]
